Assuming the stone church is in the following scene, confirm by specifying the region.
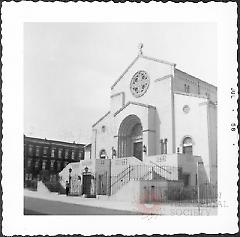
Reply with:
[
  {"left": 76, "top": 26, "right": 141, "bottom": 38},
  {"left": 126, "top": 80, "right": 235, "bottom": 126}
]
[{"left": 60, "top": 44, "right": 217, "bottom": 201}]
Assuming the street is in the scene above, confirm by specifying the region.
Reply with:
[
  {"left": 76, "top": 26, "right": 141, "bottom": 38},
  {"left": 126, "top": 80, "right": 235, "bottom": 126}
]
[{"left": 24, "top": 196, "right": 141, "bottom": 215}]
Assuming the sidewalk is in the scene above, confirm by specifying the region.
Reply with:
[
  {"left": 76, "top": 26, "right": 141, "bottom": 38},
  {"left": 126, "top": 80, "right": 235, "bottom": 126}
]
[{"left": 24, "top": 189, "right": 218, "bottom": 215}]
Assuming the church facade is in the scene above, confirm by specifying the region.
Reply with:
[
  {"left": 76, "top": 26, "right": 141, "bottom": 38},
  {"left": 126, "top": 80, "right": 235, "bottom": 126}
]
[{"left": 61, "top": 45, "right": 217, "bottom": 201}]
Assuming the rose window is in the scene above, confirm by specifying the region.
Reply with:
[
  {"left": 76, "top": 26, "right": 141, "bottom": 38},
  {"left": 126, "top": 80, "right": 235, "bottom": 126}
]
[{"left": 130, "top": 71, "right": 150, "bottom": 98}]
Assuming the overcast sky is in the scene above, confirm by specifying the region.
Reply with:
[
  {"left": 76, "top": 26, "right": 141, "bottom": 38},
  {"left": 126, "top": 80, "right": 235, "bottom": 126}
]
[{"left": 24, "top": 22, "right": 217, "bottom": 144}]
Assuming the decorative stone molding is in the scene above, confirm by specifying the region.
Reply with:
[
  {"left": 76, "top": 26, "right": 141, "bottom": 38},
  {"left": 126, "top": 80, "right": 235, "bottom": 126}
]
[{"left": 92, "top": 111, "right": 111, "bottom": 128}]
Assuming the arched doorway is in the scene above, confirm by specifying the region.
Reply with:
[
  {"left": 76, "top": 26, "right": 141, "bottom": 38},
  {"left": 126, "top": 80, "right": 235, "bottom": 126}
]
[
  {"left": 99, "top": 149, "right": 106, "bottom": 159},
  {"left": 182, "top": 137, "right": 193, "bottom": 154},
  {"left": 118, "top": 115, "right": 143, "bottom": 161}
]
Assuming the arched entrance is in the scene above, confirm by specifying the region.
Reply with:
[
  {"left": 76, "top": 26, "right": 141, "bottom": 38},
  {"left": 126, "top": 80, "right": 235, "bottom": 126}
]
[
  {"left": 118, "top": 115, "right": 143, "bottom": 161},
  {"left": 182, "top": 136, "right": 193, "bottom": 154}
]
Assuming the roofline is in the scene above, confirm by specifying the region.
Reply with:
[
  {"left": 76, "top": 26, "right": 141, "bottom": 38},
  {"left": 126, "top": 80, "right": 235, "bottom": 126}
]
[
  {"left": 111, "top": 54, "right": 176, "bottom": 90},
  {"left": 24, "top": 135, "right": 85, "bottom": 147},
  {"left": 114, "top": 101, "right": 156, "bottom": 117},
  {"left": 141, "top": 54, "right": 176, "bottom": 67},
  {"left": 111, "top": 55, "right": 140, "bottom": 90},
  {"left": 175, "top": 68, "right": 217, "bottom": 89},
  {"left": 92, "top": 111, "right": 111, "bottom": 128},
  {"left": 174, "top": 91, "right": 209, "bottom": 100}
]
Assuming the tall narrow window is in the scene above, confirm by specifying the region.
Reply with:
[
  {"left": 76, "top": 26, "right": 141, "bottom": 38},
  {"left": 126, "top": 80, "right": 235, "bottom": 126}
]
[
  {"left": 27, "top": 158, "right": 32, "bottom": 168},
  {"left": 50, "top": 160, "right": 55, "bottom": 169},
  {"left": 43, "top": 147, "right": 48, "bottom": 156},
  {"left": 28, "top": 145, "right": 33, "bottom": 156},
  {"left": 58, "top": 149, "right": 63, "bottom": 159},
  {"left": 36, "top": 146, "right": 40, "bottom": 157},
  {"left": 160, "top": 139, "right": 164, "bottom": 154},
  {"left": 51, "top": 148, "right": 55, "bottom": 158},
  {"left": 184, "top": 84, "right": 187, "bottom": 92},
  {"left": 78, "top": 150, "right": 83, "bottom": 160},
  {"left": 71, "top": 150, "right": 75, "bottom": 160},
  {"left": 183, "top": 137, "right": 193, "bottom": 154},
  {"left": 35, "top": 160, "right": 39, "bottom": 169},
  {"left": 65, "top": 149, "right": 69, "bottom": 159},
  {"left": 42, "top": 160, "right": 46, "bottom": 170},
  {"left": 57, "top": 162, "right": 62, "bottom": 171},
  {"left": 164, "top": 139, "right": 168, "bottom": 154}
]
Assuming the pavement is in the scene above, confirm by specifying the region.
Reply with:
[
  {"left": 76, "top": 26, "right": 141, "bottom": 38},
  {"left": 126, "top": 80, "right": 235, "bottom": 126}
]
[{"left": 24, "top": 189, "right": 218, "bottom": 215}]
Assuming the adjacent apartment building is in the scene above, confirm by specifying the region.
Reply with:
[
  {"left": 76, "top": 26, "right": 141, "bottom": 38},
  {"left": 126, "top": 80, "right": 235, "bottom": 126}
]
[{"left": 24, "top": 135, "right": 85, "bottom": 185}]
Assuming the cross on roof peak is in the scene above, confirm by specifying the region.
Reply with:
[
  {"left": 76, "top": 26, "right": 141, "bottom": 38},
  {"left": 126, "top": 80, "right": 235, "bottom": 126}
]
[{"left": 138, "top": 43, "right": 143, "bottom": 55}]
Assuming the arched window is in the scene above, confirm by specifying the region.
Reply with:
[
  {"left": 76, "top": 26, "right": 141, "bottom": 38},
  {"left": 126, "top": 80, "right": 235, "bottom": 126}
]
[
  {"left": 182, "top": 137, "right": 193, "bottom": 154},
  {"left": 99, "top": 149, "right": 106, "bottom": 159}
]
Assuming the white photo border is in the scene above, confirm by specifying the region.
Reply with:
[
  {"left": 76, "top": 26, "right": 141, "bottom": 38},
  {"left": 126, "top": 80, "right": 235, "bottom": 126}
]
[{"left": 2, "top": 2, "right": 238, "bottom": 235}]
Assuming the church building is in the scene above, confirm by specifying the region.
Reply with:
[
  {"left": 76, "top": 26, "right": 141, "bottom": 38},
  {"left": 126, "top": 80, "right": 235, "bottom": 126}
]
[{"left": 61, "top": 44, "right": 217, "bottom": 201}]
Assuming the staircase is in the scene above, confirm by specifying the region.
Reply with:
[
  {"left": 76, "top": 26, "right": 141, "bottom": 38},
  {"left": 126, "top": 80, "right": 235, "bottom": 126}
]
[{"left": 110, "top": 161, "right": 180, "bottom": 196}]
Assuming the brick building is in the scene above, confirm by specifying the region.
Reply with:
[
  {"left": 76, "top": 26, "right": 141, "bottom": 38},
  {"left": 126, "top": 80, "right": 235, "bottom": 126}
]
[{"left": 24, "top": 135, "right": 85, "bottom": 184}]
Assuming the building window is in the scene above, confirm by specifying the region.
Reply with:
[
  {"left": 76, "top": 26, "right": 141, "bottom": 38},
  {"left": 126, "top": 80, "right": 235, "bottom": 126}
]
[
  {"left": 71, "top": 150, "right": 75, "bottom": 160},
  {"left": 160, "top": 139, "right": 167, "bottom": 154},
  {"left": 183, "top": 137, "right": 193, "bottom": 154},
  {"left": 42, "top": 160, "right": 47, "bottom": 170},
  {"left": 43, "top": 147, "right": 48, "bottom": 156},
  {"left": 164, "top": 139, "right": 168, "bottom": 154},
  {"left": 57, "top": 162, "right": 62, "bottom": 171},
  {"left": 65, "top": 149, "right": 69, "bottom": 159},
  {"left": 28, "top": 145, "right": 33, "bottom": 156},
  {"left": 160, "top": 139, "right": 164, "bottom": 154},
  {"left": 36, "top": 146, "right": 40, "bottom": 157},
  {"left": 27, "top": 158, "right": 32, "bottom": 168},
  {"left": 51, "top": 148, "right": 55, "bottom": 158},
  {"left": 58, "top": 149, "right": 63, "bottom": 159},
  {"left": 35, "top": 160, "right": 39, "bottom": 169},
  {"left": 50, "top": 160, "right": 55, "bottom": 169},
  {"left": 78, "top": 151, "right": 83, "bottom": 160},
  {"left": 184, "top": 84, "right": 190, "bottom": 93},
  {"left": 99, "top": 149, "right": 106, "bottom": 159},
  {"left": 29, "top": 173, "right": 32, "bottom": 180},
  {"left": 101, "top": 125, "right": 106, "bottom": 133}
]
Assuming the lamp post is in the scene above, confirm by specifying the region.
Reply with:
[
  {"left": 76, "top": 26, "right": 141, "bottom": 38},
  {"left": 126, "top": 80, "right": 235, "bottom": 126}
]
[
  {"left": 69, "top": 167, "right": 72, "bottom": 193},
  {"left": 84, "top": 166, "right": 89, "bottom": 174},
  {"left": 197, "top": 161, "right": 203, "bottom": 215},
  {"left": 112, "top": 147, "right": 116, "bottom": 159},
  {"left": 143, "top": 145, "right": 147, "bottom": 153}
]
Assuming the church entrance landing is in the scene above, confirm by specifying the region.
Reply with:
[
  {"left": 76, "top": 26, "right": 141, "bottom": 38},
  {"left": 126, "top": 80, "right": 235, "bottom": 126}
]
[{"left": 118, "top": 115, "right": 143, "bottom": 161}]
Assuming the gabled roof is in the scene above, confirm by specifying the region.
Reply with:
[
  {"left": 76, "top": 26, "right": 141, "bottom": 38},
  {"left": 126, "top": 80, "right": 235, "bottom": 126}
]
[
  {"left": 114, "top": 101, "right": 156, "bottom": 117},
  {"left": 92, "top": 111, "right": 110, "bottom": 128},
  {"left": 111, "top": 54, "right": 176, "bottom": 90}
]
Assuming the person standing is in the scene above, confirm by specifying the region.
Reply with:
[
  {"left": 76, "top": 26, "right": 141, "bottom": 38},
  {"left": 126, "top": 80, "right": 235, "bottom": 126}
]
[{"left": 65, "top": 181, "right": 70, "bottom": 196}]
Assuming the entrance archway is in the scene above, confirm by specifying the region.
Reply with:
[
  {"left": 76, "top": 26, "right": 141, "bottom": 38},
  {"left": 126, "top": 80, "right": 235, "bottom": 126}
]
[
  {"left": 118, "top": 115, "right": 143, "bottom": 161},
  {"left": 182, "top": 136, "right": 193, "bottom": 154}
]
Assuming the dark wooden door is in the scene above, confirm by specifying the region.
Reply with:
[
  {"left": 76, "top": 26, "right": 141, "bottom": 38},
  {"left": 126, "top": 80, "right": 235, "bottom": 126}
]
[
  {"left": 133, "top": 142, "right": 143, "bottom": 161},
  {"left": 82, "top": 175, "right": 91, "bottom": 195}
]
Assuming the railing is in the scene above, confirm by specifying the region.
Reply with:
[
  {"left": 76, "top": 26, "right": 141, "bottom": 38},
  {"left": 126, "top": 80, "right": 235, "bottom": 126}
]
[
  {"left": 110, "top": 165, "right": 134, "bottom": 195},
  {"left": 110, "top": 163, "right": 179, "bottom": 195},
  {"left": 150, "top": 161, "right": 172, "bottom": 174}
]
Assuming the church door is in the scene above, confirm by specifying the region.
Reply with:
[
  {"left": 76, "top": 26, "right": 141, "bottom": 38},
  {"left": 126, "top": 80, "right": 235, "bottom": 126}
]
[
  {"left": 82, "top": 174, "right": 91, "bottom": 195},
  {"left": 133, "top": 141, "right": 143, "bottom": 161}
]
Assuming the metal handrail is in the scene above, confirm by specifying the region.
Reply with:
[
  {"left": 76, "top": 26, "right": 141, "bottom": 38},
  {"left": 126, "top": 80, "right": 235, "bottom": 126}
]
[
  {"left": 150, "top": 161, "right": 172, "bottom": 174},
  {"left": 110, "top": 166, "right": 133, "bottom": 188}
]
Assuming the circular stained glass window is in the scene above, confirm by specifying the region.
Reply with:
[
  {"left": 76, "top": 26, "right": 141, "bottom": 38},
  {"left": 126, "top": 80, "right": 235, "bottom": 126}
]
[
  {"left": 183, "top": 105, "right": 190, "bottom": 113},
  {"left": 130, "top": 70, "right": 150, "bottom": 98}
]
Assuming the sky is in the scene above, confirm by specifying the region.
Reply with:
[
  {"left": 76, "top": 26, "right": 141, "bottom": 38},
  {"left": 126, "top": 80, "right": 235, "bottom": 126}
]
[{"left": 24, "top": 22, "right": 217, "bottom": 144}]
